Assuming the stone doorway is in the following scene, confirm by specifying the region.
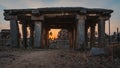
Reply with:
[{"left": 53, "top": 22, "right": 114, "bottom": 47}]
[
  {"left": 49, "top": 29, "right": 70, "bottom": 49},
  {"left": 41, "top": 15, "right": 76, "bottom": 49}
]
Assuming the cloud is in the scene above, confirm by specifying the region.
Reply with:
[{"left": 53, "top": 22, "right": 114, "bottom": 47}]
[
  {"left": 0, "top": 0, "right": 28, "bottom": 9},
  {"left": 0, "top": 5, "right": 6, "bottom": 23},
  {"left": 0, "top": 0, "right": 120, "bottom": 33},
  {"left": 0, "top": 0, "right": 117, "bottom": 9},
  {"left": 41, "top": 0, "right": 57, "bottom": 4}
]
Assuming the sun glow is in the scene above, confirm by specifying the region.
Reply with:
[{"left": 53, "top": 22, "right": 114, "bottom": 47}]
[{"left": 49, "top": 29, "right": 61, "bottom": 39}]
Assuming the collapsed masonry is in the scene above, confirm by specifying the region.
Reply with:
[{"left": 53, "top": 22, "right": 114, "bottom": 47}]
[{"left": 3, "top": 7, "right": 113, "bottom": 49}]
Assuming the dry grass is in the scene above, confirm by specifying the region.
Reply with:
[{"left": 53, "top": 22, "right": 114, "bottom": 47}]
[{"left": 0, "top": 46, "right": 119, "bottom": 68}]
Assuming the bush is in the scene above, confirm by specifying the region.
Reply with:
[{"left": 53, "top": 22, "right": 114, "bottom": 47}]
[{"left": 113, "top": 44, "right": 120, "bottom": 58}]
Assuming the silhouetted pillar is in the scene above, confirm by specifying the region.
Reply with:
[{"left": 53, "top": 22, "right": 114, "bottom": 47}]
[
  {"left": 32, "top": 10, "right": 44, "bottom": 48},
  {"left": 34, "top": 21, "right": 42, "bottom": 48},
  {"left": 76, "top": 15, "right": 86, "bottom": 49},
  {"left": 98, "top": 17, "right": 105, "bottom": 47},
  {"left": 10, "top": 17, "right": 19, "bottom": 47},
  {"left": 85, "top": 25, "right": 89, "bottom": 49},
  {"left": 68, "top": 30, "right": 72, "bottom": 48},
  {"left": 90, "top": 24, "right": 96, "bottom": 48},
  {"left": 70, "top": 29, "right": 73, "bottom": 48},
  {"left": 29, "top": 21, "right": 34, "bottom": 48},
  {"left": 46, "top": 28, "right": 49, "bottom": 48},
  {"left": 42, "top": 26, "right": 48, "bottom": 48},
  {"left": 41, "top": 27, "right": 44, "bottom": 48},
  {"left": 22, "top": 21, "right": 27, "bottom": 48},
  {"left": 73, "top": 26, "right": 76, "bottom": 49}
]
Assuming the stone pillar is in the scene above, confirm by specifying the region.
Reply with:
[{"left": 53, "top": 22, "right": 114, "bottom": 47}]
[
  {"left": 76, "top": 15, "right": 86, "bottom": 50},
  {"left": 46, "top": 28, "right": 49, "bottom": 48},
  {"left": 69, "top": 30, "right": 73, "bottom": 48},
  {"left": 67, "top": 29, "right": 71, "bottom": 48},
  {"left": 90, "top": 24, "right": 96, "bottom": 49},
  {"left": 32, "top": 10, "right": 44, "bottom": 48},
  {"left": 10, "top": 16, "right": 19, "bottom": 47},
  {"left": 85, "top": 25, "right": 89, "bottom": 49},
  {"left": 22, "top": 21, "right": 27, "bottom": 48},
  {"left": 34, "top": 21, "right": 42, "bottom": 48},
  {"left": 41, "top": 27, "right": 44, "bottom": 48},
  {"left": 98, "top": 17, "right": 106, "bottom": 47},
  {"left": 71, "top": 28, "right": 75, "bottom": 49},
  {"left": 68, "top": 30, "right": 71, "bottom": 48},
  {"left": 29, "top": 21, "right": 34, "bottom": 48},
  {"left": 73, "top": 26, "right": 76, "bottom": 49},
  {"left": 42, "top": 26, "right": 47, "bottom": 48}
]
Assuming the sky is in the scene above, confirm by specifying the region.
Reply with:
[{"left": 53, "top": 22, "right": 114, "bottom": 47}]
[{"left": 0, "top": 0, "right": 120, "bottom": 37}]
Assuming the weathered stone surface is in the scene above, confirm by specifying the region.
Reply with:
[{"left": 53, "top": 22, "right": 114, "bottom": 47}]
[
  {"left": 10, "top": 20, "right": 19, "bottom": 47},
  {"left": 98, "top": 17, "right": 105, "bottom": 47},
  {"left": 22, "top": 22, "right": 27, "bottom": 48},
  {"left": 76, "top": 15, "right": 86, "bottom": 49},
  {"left": 90, "top": 25, "right": 95, "bottom": 48},
  {"left": 90, "top": 47, "right": 105, "bottom": 56},
  {"left": 34, "top": 21, "right": 42, "bottom": 48},
  {"left": 3, "top": 7, "right": 113, "bottom": 49}
]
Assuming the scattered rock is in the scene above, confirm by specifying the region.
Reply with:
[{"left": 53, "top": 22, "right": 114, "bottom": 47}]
[{"left": 90, "top": 47, "right": 105, "bottom": 56}]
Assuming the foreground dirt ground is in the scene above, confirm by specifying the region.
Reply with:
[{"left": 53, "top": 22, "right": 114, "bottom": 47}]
[{"left": 0, "top": 46, "right": 120, "bottom": 68}]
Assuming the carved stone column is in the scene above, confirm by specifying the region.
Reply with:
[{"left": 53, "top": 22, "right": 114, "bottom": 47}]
[
  {"left": 90, "top": 24, "right": 96, "bottom": 49},
  {"left": 71, "top": 28, "right": 74, "bottom": 49},
  {"left": 22, "top": 21, "right": 27, "bottom": 48},
  {"left": 98, "top": 17, "right": 106, "bottom": 47},
  {"left": 42, "top": 26, "right": 46, "bottom": 48},
  {"left": 10, "top": 16, "right": 19, "bottom": 47},
  {"left": 29, "top": 21, "right": 34, "bottom": 48},
  {"left": 76, "top": 15, "right": 86, "bottom": 50},
  {"left": 68, "top": 30, "right": 72, "bottom": 48},
  {"left": 73, "top": 26, "right": 76, "bottom": 49},
  {"left": 46, "top": 28, "right": 49, "bottom": 48},
  {"left": 85, "top": 25, "right": 89, "bottom": 49},
  {"left": 34, "top": 21, "right": 42, "bottom": 48},
  {"left": 32, "top": 10, "right": 44, "bottom": 48},
  {"left": 70, "top": 30, "right": 73, "bottom": 48}
]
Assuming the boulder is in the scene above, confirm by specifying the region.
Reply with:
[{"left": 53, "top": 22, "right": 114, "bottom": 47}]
[{"left": 90, "top": 47, "right": 105, "bottom": 56}]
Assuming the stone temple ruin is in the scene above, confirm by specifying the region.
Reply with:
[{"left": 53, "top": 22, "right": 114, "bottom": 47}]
[
  {"left": 0, "top": 29, "right": 10, "bottom": 46},
  {"left": 3, "top": 7, "right": 113, "bottom": 49}
]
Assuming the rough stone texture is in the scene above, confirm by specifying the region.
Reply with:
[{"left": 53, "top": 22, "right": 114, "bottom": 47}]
[
  {"left": 85, "top": 26, "right": 89, "bottom": 49},
  {"left": 10, "top": 20, "right": 19, "bottom": 47},
  {"left": 76, "top": 15, "right": 85, "bottom": 49},
  {"left": 98, "top": 17, "right": 105, "bottom": 47},
  {"left": 22, "top": 22, "right": 27, "bottom": 48},
  {"left": 90, "top": 47, "right": 105, "bottom": 56},
  {"left": 34, "top": 21, "right": 42, "bottom": 48},
  {"left": 29, "top": 22, "right": 34, "bottom": 48},
  {"left": 90, "top": 25, "right": 95, "bottom": 48},
  {"left": 3, "top": 7, "right": 113, "bottom": 48}
]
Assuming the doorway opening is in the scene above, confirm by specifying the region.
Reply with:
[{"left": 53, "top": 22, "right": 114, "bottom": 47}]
[{"left": 48, "top": 28, "right": 69, "bottom": 49}]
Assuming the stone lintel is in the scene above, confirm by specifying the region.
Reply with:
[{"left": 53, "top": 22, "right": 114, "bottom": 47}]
[
  {"left": 99, "top": 16, "right": 110, "bottom": 21},
  {"left": 31, "top": 15, "right": 44, "bottom": 21},
  {"left": 32, "top": 10, "right": 39, "bottom": 13},
  {"left": 76, "top": 15, "right": 86, "bottom": 20},
  {"left": 5, "top": 15, "right": 17, "bottom": 20}
]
